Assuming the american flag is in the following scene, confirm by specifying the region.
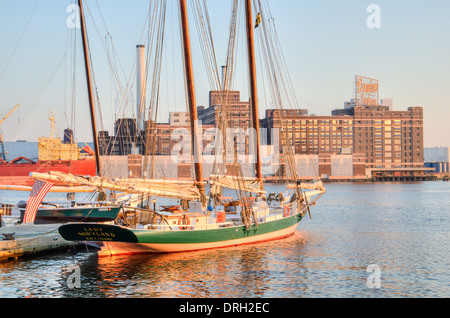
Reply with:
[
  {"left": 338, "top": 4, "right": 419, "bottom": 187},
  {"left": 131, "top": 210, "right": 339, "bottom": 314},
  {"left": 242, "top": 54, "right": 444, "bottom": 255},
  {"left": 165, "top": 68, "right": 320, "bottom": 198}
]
[{"left": 23, "top": 180, "right": 54, "bottom": 224}]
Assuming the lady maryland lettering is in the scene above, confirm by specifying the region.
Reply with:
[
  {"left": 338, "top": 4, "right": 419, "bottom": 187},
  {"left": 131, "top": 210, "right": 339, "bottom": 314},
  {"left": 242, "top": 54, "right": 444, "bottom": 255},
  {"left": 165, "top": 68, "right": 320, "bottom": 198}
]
[{"left": 77, "top": 227, "right": 116, "bottom": 241}]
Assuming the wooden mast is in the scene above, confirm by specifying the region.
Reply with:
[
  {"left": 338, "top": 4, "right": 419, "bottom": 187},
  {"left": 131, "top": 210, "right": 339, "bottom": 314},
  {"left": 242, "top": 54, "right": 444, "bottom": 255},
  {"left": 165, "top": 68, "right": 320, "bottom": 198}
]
[
  {"left": 245, "top": 0, "right": 262, "bottom": 183},
  {"left": 78, "top": 0, "right": 102, "bottom": 177},
  {"left": 179, "top": 0, "right": 205, "bottom": 201}
]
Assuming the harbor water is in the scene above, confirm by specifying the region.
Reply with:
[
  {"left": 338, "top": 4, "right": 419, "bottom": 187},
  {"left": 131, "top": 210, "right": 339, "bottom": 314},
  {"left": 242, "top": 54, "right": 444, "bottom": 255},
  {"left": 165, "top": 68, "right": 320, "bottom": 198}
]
[{"left": 0, "top": 182, "right": 449, "bottom": 298}]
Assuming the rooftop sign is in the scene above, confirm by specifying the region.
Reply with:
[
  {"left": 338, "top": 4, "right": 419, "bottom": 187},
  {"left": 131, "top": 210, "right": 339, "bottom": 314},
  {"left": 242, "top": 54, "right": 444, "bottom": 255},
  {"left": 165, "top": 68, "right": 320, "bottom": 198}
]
[{"left": 355, "top": 75, "right": 379, "bottom": 107}]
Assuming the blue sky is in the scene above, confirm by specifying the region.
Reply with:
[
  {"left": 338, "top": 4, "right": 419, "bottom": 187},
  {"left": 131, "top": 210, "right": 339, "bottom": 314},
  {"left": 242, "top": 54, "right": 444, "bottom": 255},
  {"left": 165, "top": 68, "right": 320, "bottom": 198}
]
[{"left": 0, "top": 0, "right": 449, "bottom": 148}]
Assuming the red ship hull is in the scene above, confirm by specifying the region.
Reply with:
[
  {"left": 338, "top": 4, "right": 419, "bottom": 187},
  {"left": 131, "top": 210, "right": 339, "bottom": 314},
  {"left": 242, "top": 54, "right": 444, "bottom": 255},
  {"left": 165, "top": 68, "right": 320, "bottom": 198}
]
[{"left": 0, "top": 159, "right": 96, "bottom": 186}]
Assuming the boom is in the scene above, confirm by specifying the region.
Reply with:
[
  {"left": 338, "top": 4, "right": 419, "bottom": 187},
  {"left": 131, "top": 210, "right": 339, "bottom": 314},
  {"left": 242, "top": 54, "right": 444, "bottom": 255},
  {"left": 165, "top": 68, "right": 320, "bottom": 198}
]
[{"left": 0, "top": 104, "right": 20, "bottom": 125}]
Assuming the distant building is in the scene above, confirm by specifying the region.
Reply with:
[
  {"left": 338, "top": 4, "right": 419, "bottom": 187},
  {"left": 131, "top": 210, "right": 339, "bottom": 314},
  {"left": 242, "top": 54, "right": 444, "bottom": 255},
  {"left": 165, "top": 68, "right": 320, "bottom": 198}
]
[
  {"left": 169, "top": 112, "right": 190, "bottom": 127},
  {"left": 424, "top": 147, "right": 450, "bottom": 174},
  {"left": 198, "top": 90, "right": 252, "bottom": 129},
  {"left": 198, "top": 90, "right": 252, "bottom": 155},
  {"left": 99, "top": 114, "right": 214, "bottom": 157},
  {"left": 147, "top": 120, "right": 214, "bottom": 156},
  {"left": 353, "top": 105, "right": 424, "bottom": 169},
  {"left": 264, "top": 104, "right": 426, "bottom": 180},
  {"left": 99, "top": 118, "right": 140, "bottom": 156},
  {"left": 97, "top": 81, "right": 429, "bottom": 181},
  {"left": 425, "top": 147, "right": 450, "bottom": 162},
  {"left": 380, "top": 98, "right": 393, "bottom": 111}
]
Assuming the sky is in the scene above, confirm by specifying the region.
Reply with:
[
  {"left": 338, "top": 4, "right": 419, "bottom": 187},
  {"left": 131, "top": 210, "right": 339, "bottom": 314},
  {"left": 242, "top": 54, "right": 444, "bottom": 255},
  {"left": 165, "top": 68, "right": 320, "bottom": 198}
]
[{"left": 0, "top": 0, "right": 449, "bottom": 149}]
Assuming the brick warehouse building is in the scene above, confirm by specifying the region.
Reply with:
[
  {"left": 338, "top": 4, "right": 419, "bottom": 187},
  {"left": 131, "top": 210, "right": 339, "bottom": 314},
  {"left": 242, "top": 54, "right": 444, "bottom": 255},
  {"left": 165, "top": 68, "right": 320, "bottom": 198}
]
[
  {"left": 98, "top": 81, "right": 429, "bottom": 181},
  {"left": 261, "top": 104, "right": 427, "bottom": 180}
]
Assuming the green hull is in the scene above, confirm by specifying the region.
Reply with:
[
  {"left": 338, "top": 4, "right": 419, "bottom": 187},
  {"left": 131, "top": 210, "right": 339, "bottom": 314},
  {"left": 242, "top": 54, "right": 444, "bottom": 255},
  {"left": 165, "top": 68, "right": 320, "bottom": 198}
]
[
  {"left": 59, "top": 212, "right": 304, "bottom": 255},
  {"left": 133, "top": 213, "right": 303, "bottom": 244}
]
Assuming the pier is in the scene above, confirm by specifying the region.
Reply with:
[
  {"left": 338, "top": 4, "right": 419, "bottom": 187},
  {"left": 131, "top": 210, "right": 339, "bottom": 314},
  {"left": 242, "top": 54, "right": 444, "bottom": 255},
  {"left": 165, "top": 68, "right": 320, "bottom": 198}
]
[{"left": 0, "top": 223, "right": 77, "bottom": 261}]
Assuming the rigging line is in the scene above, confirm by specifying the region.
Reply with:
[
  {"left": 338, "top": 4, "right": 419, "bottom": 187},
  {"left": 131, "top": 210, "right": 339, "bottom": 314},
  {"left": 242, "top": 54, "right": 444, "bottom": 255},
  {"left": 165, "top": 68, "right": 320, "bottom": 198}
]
[
  {"left": 223, "top": 1, "right": 253, "bottom": 202},
  {"left": 254, "top": 0, "right": 298, "bottom": 184},
  {"left": 86, "top": 0, "right": 148, "bottom": 128},
  {"left": 217, "top": 0, "right": 240, "bottom": 176},
  {"left": 143, "top": 0, "right": 154, "bottom": 126},
  {"left": 82, "top": 2, "right": 106, "bottom": 131},
  {"left": 176, "top": 0, "right": 190, "bottom": 119},
  {"left": 80, "top": 0, "right": 108, "bottom": 176},
  {"left": 10, "top": 56, "right": 66, "bottom": 141},
  {"left": 62, "top": 23, "right": 78, "bottom": 132},
  {"left": 170, "top": 0, "right": 178, "bottom": 109},
  {"left": 260, "top": 1, "right": 307, "bottom": 185},
  {"left": 256, "top": 0, "right": 289, "bottom": 112},
  {"left": 256, "top": 0, "right": 279, "bottom": 100},
  {"left": 0, "top": 0, "right": 40, "bottom": 82},
  {"left": 258, "top": 5, "right": 281, "bottom": 110},
  {"left": 201, "top": 0, "right": 222, "bottom": 89},
  {"left": 70, "top": 19, "right": 78, "bottom": 139},
  {"left": 148, "top": 0, "right": 167, "bottom": 124},
  {"left": 143, "top": 0, "right": 167, "bottom": 177},
  {"left": 144, "top": 2, "right": 165, "bottom": 123},
  {"left": 107, "top": 35, "right": 115, "bottom": 133},
  {"left": 203, "top": 0, "right": 230, "bottom": 177},
  {"left": 213, "top": 0, "right": 247, "bottom": 199},
  {"left": 195, "top": 0, "right": 224, "bottom": 91},
  {"left": 255, "top": 23, "right": 269, "bottom": 124},
  {"left": 129, "top": 0, "right": 163, "bottom": 163},
  {"left": 272, "top": 22, "right": 299, "bottom": 108},
  {"left": 258, "top": 0, "right": 293, "bottom": 117},
  {"left": 191, "top": 1, "right": 214, "bottom": 90},
  {"left": 201, "top": 0, "right": 220, "bottom": 88},
  {"left": 94, "top": 0, "right": 110, "bottom": 37},
  {"left": 83, "top": 2, "right": 131, "bottom": 118},
  {"left": 105, "top": 35, "right": 135, "bottom": 126},
  {"left": 262, "top": 0, "right": 298, "bottom": 110},
  {"left": 93, "top": 0, "right": 125, "bottom": 128},
  {"left": 143, "top": 0, "right": 160, "bottom": 129},
  {"left": 64, "top": 41, "right": 68, "bottom": 130},
  {"left": 255, "top": 21, "right": 278, "bottom": 181},
  {"left": 179, "top": 0, "right": 205, "bottom": 179},
  {"left": 81, "top": 3, "right": 110, "bottom": 136}
]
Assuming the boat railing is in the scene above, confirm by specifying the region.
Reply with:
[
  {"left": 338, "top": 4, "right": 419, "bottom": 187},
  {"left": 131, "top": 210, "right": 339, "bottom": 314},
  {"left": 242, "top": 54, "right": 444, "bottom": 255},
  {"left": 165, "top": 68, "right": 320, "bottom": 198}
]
[
  {"left": 135, "top": 205, "right": 300, "bottom": 231},
  {"left": 123, "top": 200, "right": 305, "bottom": 231},
  {"left": 144, "top": 221, "right": 237, "bottom": 231}
]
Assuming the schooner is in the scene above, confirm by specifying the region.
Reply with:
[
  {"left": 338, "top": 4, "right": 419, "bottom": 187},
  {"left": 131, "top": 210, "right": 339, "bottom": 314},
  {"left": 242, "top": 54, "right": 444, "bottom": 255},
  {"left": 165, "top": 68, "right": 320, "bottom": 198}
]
[{"left": 33, "top": 0, "right": 326, "bottom": 256}]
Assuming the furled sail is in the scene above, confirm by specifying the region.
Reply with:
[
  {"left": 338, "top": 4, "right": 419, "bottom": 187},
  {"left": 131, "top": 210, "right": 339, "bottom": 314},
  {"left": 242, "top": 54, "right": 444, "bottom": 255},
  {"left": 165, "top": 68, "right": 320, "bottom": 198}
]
[
  {"left": 31, "top": 172, "right": 201, "bottom": 201},
  {"left": 209, "top": 174, "right": 266, "bottom": 195}
]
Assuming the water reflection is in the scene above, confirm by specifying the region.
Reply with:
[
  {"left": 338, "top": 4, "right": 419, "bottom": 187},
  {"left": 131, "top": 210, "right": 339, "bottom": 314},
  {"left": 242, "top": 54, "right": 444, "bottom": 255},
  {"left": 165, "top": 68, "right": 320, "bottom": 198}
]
[
  {"left": 60, "top": 232, "right": 309, "bottom": 298},
  {"left": 1, "top": 182, "right": 449, "bottom": 298}
]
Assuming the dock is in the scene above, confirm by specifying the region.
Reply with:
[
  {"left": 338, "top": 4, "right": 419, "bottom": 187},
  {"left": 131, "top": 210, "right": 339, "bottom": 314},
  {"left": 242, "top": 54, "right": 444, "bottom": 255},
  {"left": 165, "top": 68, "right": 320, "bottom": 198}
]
[{"left": 0, "top": 223, "right": 78, "bottom": 261}]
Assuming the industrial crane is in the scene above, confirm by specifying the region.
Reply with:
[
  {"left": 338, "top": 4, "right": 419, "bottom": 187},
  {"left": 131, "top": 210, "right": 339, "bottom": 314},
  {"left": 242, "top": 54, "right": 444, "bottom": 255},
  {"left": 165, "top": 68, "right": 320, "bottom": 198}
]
[{"left": 0, "top": 104, "right": 20, "bottom": 161}]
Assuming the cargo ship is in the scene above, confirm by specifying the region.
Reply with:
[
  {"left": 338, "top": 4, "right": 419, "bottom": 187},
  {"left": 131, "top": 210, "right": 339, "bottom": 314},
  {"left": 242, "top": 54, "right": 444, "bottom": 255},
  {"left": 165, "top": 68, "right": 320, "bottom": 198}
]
[{"left": 0, "top": 113, "right": 96, "bottom": 186}]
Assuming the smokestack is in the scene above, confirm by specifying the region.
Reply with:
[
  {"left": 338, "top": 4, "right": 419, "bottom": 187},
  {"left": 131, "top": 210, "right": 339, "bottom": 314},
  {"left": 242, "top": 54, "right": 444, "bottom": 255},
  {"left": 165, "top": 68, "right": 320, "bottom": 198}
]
[{"left": 136, "top": 44, "right": 146, "bottom": 133}]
